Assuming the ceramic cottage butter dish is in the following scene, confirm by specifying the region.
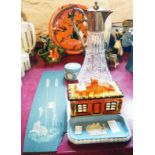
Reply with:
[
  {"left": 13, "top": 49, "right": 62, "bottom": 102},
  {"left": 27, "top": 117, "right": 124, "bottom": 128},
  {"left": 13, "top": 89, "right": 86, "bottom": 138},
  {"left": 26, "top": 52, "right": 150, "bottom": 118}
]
[
  {"left": 67, "top": 114, "right": 131, "bottom": 144},
  {"left": 67, "top": 79, "right": 124, "bottom": 117}
]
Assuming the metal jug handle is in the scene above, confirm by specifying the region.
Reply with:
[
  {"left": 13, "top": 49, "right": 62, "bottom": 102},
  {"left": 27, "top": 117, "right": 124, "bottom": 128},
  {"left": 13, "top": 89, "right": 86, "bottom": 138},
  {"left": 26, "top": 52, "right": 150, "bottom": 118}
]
[{"left": 70, "top": 8, "right": 87, "bottom": 48}]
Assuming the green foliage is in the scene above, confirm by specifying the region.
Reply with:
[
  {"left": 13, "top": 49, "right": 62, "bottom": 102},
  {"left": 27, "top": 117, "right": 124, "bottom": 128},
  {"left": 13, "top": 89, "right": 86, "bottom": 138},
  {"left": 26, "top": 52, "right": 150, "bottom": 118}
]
[{"left": 38, "top": 35, "right": 65, "bottom": 63}]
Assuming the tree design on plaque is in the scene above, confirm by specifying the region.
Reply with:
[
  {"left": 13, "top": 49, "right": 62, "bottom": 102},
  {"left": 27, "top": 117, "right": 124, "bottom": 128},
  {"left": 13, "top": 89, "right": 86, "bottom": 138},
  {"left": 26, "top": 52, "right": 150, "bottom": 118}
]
[{"left": 28, "top": 78, "right": 62, "bottom": 142}]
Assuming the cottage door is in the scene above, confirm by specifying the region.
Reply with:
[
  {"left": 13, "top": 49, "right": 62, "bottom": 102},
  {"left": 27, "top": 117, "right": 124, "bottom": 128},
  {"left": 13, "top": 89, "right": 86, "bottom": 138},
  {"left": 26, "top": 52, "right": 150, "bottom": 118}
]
[{"left": 93, "top": 103, "right": 101, "bottom": 114}]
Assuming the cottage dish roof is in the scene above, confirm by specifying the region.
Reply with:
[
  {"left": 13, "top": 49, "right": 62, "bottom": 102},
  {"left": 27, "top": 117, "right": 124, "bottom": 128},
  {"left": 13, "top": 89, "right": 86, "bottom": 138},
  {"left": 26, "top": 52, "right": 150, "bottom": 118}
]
[{"left": 67, "top": 79, "right": 123, "bottom": 100}]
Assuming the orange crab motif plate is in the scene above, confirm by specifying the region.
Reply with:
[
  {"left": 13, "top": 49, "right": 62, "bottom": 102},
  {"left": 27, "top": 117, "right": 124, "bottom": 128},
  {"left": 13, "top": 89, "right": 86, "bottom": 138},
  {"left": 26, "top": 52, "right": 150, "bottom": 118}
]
[{"left": 49, "top": 4, "right": 88, "bottom": 55}]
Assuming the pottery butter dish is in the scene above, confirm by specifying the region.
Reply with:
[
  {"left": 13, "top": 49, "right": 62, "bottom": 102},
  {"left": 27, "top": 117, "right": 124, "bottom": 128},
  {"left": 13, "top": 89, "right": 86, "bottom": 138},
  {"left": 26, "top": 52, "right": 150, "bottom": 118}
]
[
  {"left": 67, "top": 114, "right": 131, "bottom": 144},
  {"left": 64, "top": 63, "right": 81, "bottom": 81}
]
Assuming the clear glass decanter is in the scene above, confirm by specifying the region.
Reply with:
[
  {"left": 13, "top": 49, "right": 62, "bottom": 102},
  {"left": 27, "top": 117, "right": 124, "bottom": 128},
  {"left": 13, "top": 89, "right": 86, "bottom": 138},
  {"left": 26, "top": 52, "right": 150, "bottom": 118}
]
[{"left": 77, "top": 1, "right": 113, "bottom": 83}]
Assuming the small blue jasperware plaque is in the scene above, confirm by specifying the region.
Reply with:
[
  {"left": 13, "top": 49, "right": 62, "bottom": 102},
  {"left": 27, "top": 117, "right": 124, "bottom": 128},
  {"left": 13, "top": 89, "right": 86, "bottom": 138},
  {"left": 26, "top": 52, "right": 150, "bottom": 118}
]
[{"left": 64, "top": 62, "right": 81, "bottom": 81}]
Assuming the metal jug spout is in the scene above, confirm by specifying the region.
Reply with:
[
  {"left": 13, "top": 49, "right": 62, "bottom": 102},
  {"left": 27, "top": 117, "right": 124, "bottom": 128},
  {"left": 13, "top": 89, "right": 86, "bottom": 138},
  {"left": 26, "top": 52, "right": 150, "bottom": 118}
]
[{"left": 102, "top": 10, "right": 113, "bottom": 23}]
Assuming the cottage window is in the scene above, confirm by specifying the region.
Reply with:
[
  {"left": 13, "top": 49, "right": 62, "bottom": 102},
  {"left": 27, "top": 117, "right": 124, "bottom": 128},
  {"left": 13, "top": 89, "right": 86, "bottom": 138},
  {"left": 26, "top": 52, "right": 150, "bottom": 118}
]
[
  {"left": 106, "top": 102, "right": 117, "bottom": 111},
  {"left": 77, "top": 104, "right": 88, "bottom": 113}
]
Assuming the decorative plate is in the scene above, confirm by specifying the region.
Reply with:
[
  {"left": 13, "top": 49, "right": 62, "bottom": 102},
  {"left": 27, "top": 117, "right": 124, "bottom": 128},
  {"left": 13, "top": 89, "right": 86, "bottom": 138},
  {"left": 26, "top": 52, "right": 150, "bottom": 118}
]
[
  {"left": 49, "top": 4, "right": 88, "bottom": 55},
  {"left": 67, "top": 114, "right": 131, "bottom": 144}
]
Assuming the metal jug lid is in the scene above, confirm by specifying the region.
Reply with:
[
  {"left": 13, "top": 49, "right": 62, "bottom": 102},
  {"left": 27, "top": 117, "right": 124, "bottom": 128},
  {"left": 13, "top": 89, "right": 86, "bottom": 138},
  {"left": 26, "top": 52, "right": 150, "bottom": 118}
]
[{"left": 87, "top": 1, "right": 113, "bottom": 32}]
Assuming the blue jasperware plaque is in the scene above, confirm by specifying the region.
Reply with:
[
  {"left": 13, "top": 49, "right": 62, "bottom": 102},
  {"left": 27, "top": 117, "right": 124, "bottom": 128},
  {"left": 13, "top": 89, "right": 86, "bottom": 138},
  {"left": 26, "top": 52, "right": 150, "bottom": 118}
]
[{"left": 23, "top": 71, "right": 67, "bottom": 153}]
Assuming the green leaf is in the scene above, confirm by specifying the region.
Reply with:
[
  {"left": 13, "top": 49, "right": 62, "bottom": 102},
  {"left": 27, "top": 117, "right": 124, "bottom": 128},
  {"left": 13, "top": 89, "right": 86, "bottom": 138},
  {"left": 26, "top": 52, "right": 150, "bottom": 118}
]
[
  {"left": 46, "top": 57, "right": 52, "bottom": 62},
  {"left": 58, "top": 47, "right": 64, "bottom": 54},
  {"left": 38, "top": 49, "right": 48, "bottom": 56},
  {"left": 49, "top": 42, "right": 56, "bottom": 49}
]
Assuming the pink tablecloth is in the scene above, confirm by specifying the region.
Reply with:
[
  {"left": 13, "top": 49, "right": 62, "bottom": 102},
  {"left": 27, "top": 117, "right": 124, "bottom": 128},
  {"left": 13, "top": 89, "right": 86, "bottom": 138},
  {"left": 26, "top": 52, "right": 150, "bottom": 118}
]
[{"left": 22, "top": 53, "right": 133, "bottom": 155}]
